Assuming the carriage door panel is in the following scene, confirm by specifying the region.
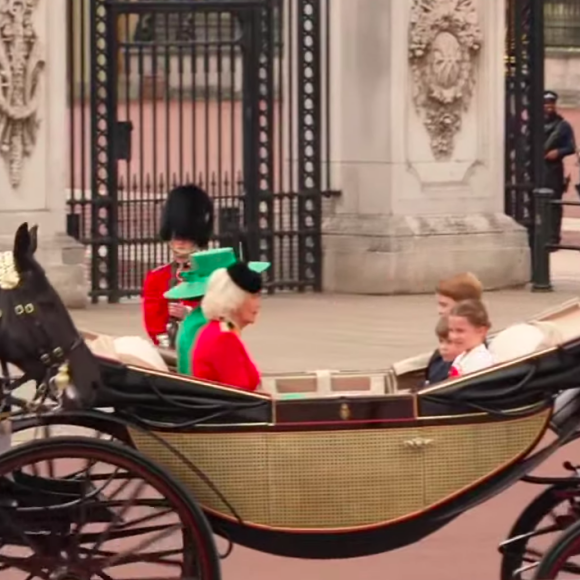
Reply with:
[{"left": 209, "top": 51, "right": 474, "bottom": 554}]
[
  {"left": 420, "top": 424, "right": 477, "bottom": 507},
  {"left": 267, "top": 428, "right": 426, "bottom": 530},
  {"left": 420, "top": 413, "right": 550, "bottom": 507}
]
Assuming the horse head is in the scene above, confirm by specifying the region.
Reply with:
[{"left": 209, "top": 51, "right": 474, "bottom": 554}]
[{"left": 0, "top": 222, "right": 101, "bottom": 405}]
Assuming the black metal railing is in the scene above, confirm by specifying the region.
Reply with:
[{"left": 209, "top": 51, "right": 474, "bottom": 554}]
[
  {"left": 505, "top": 0, "right": 545, "bottom": 241},
  {"left": 67, "top": 0, "right": 335, "bottom": 301},
  {"left": 531, "top": 188, "right": 579, "bottom": 291}
]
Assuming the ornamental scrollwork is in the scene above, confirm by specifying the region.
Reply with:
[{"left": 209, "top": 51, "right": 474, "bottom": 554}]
[
  {"left": 0, "top": 0, "right": 44, "bottom": 188},
  {"left": 409, "top": 0, "right": 482, "bottom": 160}
]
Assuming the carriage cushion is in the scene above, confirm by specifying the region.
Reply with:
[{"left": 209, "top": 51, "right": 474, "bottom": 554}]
[
  {"left": 86, "top": 334, "right": 121, "bottom": 362},
  {"left": 113, "top": 336, "right": 169, "bottom": 372},
  {"left": 86, "top": 334, "right": 169, "bottom": 372},
  {"left": 488, "top": 322, "right": 563, "bottom": 364}
]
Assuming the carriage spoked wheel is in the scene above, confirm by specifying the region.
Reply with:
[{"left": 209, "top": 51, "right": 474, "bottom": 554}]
[
  {"left": 531, "top": 518, "right": 580, "bottom": 579},
  {"left": 10, "top": 423, "right": 120, "bottom": 482},
  {"left": 500, "top": 484, "right": 580, "bottom": 579},
  {"left": 0, "top": 437, "right": 221, "bottom": 580}
]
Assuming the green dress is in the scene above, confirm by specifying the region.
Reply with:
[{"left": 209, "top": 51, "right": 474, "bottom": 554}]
[{"left": 176, "top": 307, "right": 207, "bottom": 375}]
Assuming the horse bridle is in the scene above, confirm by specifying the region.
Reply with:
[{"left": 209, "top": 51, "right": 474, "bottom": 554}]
[
  {"left": 0, "top": 250, "right": 85, "bottom": 413},
  {"left": 0, "top": 291, "right": 84, "bottom": 410}
]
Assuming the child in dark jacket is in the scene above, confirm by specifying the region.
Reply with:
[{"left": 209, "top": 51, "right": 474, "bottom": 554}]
[{"left": 425, "top": 316, "right": 461, "bottom": 386}]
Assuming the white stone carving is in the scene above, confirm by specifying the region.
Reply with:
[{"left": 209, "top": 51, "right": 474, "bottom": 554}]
[
  {"left": 0, "top": 0, "right": 44, "bottom": 187},
  {"left": 409, "top": 0, "right": 482, "bottom": 159}
]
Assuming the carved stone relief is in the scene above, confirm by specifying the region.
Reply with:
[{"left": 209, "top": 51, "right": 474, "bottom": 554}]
[
  {"left": 409, "top": 0, "right": 482, "bottom": 160},
  {"left": 0, "top": 0, "right": 44, "bottom": 188}
]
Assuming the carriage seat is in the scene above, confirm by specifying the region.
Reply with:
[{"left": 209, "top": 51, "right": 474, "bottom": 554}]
[
  {"left": 488, "top": 321, "right": 564, "bottom": 364},
  {"left": 261, "top": 369, "right": 394, "bottom": 397},
  {"left": 84, "top": 332, "right": 169, "bottom": 372}
]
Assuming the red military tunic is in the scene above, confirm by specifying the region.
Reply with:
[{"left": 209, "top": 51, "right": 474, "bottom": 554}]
[
  {"left": 142, "top": 263, "right": 198, "bottom": 344},
  {"left": 191, "top": 320, "right": 260, "bottom": 391}
]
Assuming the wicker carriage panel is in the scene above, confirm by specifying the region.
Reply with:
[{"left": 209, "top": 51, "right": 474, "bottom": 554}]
[
  {"left": 129, "top": 411, "right": 548, "bottom": 530},
  {"left": 266, "top": 429, "right": 424, "bottom": 528},
  {"left": 133, "top": 432, "right": 274, "bottom": 524},
  {"left": 422, "top": 409, "right": 549, "bottom": 505}
]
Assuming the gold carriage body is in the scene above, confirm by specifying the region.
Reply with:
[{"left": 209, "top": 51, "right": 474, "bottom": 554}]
[
  {"left": 75, "top": 299, "right": 580, "bottom": 558},
  {"left": 128, "top": 400, "right": 549, "bottom": 532}
]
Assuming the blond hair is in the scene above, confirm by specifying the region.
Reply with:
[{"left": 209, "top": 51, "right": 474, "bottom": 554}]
[
  {"left": 436, "top": 272, "right": 483, "bottom": 302},
  {"left": 201, "top": 268, "right": 249, "bottom": 321}
]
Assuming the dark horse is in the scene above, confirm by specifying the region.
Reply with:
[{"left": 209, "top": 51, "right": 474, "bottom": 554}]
[{"left": 0, "top": 222, "right": 101, "bottom": 407}]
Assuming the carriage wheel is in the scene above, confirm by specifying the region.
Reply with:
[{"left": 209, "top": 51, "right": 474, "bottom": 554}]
[
  {"left": 532, "top": 518, "right": 580, "bottom": 578},
  {"left": 12, "top": 421, "right": 118, "bottom": 447},
  {"left": 500, "top": 484, "right": 580, "bottom": 579},
  {"left": 0, "top": 436, "right": 221, "bottom": 580}
]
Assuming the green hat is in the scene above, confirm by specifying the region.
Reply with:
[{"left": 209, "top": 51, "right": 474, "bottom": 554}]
[{"left": 164, "top": 247, "right": 270, "bottom": 300}]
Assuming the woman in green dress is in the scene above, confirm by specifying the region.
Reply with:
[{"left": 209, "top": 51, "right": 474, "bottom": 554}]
[{"left": 164, "top": 248, "right": 270, "bottom": 375}]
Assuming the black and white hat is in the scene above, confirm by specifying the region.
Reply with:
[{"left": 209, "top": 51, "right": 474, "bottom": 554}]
[{"left": 544, "top": 90, "right": 559, "bottom": 103}]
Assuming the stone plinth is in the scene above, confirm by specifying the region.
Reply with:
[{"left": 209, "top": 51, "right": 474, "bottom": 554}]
[
  {"left": 322, "top": 0, "right": 530, "bottom": 294},
  {"left": 323, "top": 213, "right": 529, "bottom": 294},
  {"left": 0, "top": 0, "right": 87, "bottom": 307}
]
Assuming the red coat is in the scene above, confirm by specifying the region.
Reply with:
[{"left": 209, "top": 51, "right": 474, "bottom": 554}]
[
  {"left": 191, "top": 320, "right": 260, "bottom": 391},
  {"left": 142, "top": 264, "right": 198, "bottom": 344}
]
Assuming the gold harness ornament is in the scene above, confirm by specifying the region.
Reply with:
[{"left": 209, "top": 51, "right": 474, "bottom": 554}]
[{"left": 0, "top": 252, "right": 20, "bottom": 290}]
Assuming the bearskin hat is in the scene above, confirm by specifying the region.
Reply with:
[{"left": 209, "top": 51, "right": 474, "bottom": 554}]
[{"left": 159, "top": 185, "right": 214, "bottom": 248}]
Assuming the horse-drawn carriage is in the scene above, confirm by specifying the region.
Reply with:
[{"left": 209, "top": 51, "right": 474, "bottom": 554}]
[{"left": 3, "top": 223, "right": 580, "bottom": 579}]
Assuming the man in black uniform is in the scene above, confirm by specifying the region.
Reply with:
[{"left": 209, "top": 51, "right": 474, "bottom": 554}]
[{"left": 544, "top": 90, "right": 576, "bottom": 247}]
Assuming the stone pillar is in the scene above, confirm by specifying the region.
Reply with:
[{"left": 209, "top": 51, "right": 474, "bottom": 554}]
[
  {"left": 0, "top": 0, "right": 87, "bottom": 307},
  {"left": 322, "top": 0, "right": 530, "bottom": 294}
]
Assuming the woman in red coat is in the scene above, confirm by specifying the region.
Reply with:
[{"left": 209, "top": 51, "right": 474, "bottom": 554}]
[{"left": 191, "top": 261, "right": 268, "bottom": 391}]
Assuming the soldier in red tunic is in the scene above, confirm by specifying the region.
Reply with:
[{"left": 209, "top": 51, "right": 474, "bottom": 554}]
[{"left": 141, "top": 185, "right": 214, "bottom": 346}]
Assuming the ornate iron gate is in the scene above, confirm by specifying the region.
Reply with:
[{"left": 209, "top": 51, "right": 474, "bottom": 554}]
[
  {"left": 67, "top": 0, "right": 331, "bottom": 302},
  {"left": 504, "top": 0, "right": 545, "bottom": 242}
]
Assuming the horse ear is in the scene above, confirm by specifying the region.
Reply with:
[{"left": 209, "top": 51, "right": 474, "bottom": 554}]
[
  {"left": 29, "top": 224, "right": 38, "bottom": 255},
  {"left": 13, "top": 222, "right": 33, "bottom": 273}
]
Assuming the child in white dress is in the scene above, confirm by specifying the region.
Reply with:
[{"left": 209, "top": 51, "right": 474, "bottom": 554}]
[{"left": 448, "top": 299, "right": 494, "bottom": 378}]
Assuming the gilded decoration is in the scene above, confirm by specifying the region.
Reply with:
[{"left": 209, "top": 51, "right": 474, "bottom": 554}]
[
  {"left": 0, "top": 251, "right": 20, "bottom": 289},
  {"left": 408, "top": 0, "right": 482, "bottom": 159},
  {"left": 0, "top": 0, "right": 44, "bottom": 187}
]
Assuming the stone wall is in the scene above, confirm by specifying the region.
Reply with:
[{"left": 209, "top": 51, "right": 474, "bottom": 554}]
[{"left": 546, "top": 50, "right": 580, "bottom": 107}]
